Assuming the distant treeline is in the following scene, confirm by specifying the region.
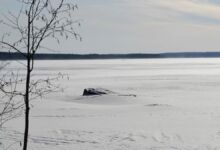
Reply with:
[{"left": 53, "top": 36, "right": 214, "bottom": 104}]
[{"left": 1, "top": 51, "right": 220, "bottom": 60}]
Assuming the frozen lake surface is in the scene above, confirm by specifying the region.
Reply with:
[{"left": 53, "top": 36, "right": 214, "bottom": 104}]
[{"left": 2, "top": 58, "right": 220, "bottom": 150}]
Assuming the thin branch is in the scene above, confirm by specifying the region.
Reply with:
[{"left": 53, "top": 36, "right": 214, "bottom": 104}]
[{"left": 0, "top": 41, "right": 27, "bottom": 58}]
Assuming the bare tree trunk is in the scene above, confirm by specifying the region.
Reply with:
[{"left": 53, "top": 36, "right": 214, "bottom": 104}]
[
  {"left": 0, "top": 1, "right": 80, "bottom": 149},
  {"left": 23, "top": 58, "right": 31, "bottom": 150}
]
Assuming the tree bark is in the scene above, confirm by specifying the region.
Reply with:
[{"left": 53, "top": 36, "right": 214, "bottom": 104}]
[{"left": 23, "top": 58, "right": 31, "bottom": 150}]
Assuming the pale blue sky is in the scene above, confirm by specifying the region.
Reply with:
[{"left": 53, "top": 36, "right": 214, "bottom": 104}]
[{"left": 1, "top": 0, "right": 220, "bottom": 53}]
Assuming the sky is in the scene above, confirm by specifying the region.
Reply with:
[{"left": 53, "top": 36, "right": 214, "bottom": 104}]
[{"left": 1, "top": 0, "right": 220, "bottom": 54}]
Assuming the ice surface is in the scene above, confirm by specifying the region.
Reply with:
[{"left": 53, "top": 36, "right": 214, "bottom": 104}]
[{"left": 1, "top": 58, "right": 220, "bottom": 150}]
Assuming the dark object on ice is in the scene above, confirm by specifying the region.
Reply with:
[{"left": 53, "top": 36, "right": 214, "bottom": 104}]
[
  {"left": 83, "top": 88, "right": 111, "bottom": 96},
  {"left": 118, "top": 94, "right": 137, "bottom": 97},
  {"left": 145, "top": 104, "right": 171, "bottom": 107}
]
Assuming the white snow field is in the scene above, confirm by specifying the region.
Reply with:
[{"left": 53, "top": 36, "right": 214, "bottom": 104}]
[{"left": 2, "top": 58, "right": 220, "bottom": 150}]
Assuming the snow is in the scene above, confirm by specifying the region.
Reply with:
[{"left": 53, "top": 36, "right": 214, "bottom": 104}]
[{"left": 1, "top": 58, "right": 220, "bottom": 150}]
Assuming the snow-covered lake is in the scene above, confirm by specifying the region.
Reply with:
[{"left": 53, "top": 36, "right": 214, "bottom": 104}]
[{"left": 2, "top": 58, "right": 220, "bottom": 150}]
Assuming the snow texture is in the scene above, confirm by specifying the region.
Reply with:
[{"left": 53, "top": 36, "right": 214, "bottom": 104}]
[{"left": 1, "top": 58, "right": 220, "bottom": 150}]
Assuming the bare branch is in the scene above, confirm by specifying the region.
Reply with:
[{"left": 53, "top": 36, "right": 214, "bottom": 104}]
[
  {"left": 0, "top": 1, "right": 80, "bottom": 149},
  {"left": 0, "top": 42, "right": 27, "bottom": 58}
]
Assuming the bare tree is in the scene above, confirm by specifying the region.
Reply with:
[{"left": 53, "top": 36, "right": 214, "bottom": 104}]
[
  {"left": 0, "top": 62, "right": 22, "bottom": 127},
  {"left": 0, "top": 70, "right": 23, "bottom": 127},
  {"left": 0, "top": 0, "right": 80, "bottom": 150}
]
